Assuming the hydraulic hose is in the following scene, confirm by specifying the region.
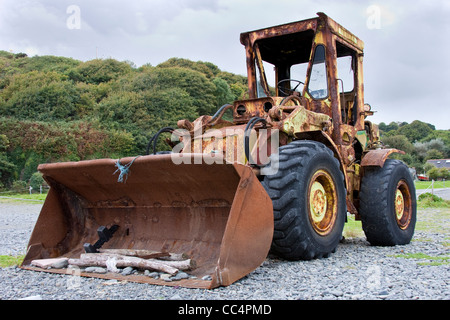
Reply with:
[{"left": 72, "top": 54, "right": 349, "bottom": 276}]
[
  {"left": 146, "top": 127, "right": 174, "bottom": 155},
  {"left": 244, "top": 117, "right": 267, "bottom": 165}
]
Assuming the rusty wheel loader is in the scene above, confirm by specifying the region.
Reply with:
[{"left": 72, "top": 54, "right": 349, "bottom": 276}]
[{"left": 21, "top": 12, "right": 416, "bottom": 289}]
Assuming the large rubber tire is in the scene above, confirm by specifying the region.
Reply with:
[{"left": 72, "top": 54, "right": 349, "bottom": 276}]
[
  {"left": 261, "top": 140, "right": 346, "bottom": 260},
  {"left": 360, "top": 159, "right": 417, "bottom": 246}
]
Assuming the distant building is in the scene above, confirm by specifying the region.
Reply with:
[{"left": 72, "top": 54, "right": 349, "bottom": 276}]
[{"left": 426, "top": 159, "right": 450, "bottom": 169}]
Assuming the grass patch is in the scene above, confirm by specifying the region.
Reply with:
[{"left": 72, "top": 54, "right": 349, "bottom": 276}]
[
  {"left": 0, "top": 255, "right": 24, "bottom": 268},
  {"left": 0, "top": 193, "right": 47, "bottom": 204},
  {"left": 392, "top": 253, "right": 450, "bottom": 266},
  {"left": 343, "top": 214, "right": 364, "bottom": 238},
  {"left": 414, "top": 180, "right": 447, "bottom": 190}
]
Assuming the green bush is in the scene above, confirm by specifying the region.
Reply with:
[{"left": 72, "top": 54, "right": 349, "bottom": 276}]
[
  {"left": 418, "top": 192, "right": 450, "bottom": 208},
  {"left": 30, "top": 172, "right": 44, "bottom": 190},
  {"left": 0, "top": 71, "right": 81, "bottom": 121},
  {"left": 11, "top": 180, "right": 27, "bottom": 193}
]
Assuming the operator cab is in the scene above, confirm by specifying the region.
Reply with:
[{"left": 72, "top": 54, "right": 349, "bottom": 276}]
[{"left": 241, "top": 13, "right": 365, "bottom": 131}]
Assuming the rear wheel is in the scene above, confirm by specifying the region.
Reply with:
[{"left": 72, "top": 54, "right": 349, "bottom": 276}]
[
  {"left": 359, "top": 159, "right": 416, "bottom": 246},
  {"left": 262, "top": 140, "right": 346, "bottom": 260}
]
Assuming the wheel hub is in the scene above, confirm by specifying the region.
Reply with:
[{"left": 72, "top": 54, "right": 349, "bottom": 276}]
[
  {"left": 395, "top": 189, "right": 404, "bottom": 219},
  {"left": 307, "top": 170, "right": 337, "bottom": 236},
  {"left": 310, "top": 181, "right": 327, "bottom": 222},
  {"left": 395, "top": 180, "right": 412, "bottom": 230}
]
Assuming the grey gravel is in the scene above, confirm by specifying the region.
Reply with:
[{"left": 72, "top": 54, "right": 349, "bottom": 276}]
[
  {"left": 85, "top": 267, "right": 107, "bottom": 274},
  {"left": 0, "top": 203, "right": 41, "bottom": 256},
  {"left": 121, "top": 267, "right": 134, "bottom": 276},
  {"left": 0, "top": 201, "right": 449, "bottom": 300}
]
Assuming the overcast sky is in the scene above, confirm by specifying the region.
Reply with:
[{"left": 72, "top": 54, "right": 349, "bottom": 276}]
[{"left": 0, "top": 0, "right": 448, "bottom": 129}]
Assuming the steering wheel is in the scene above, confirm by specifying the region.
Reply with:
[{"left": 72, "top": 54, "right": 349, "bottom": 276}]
[{"left": 277, "top": 79, "right": 304, "bottom": 96}]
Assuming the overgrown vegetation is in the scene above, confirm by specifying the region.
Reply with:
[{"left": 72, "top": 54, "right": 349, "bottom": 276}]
[
  {"left": 417, "top": 193, "right": 450, "bottom": 208},
  {"left": 0, "top": 51, "right": 448, "bottom": 190},
  {"left": 0, "top": 52, "right": 248, "bottom": 189},
  {"left": 379, "top": 121, "right": 450, "bottom": 178}
]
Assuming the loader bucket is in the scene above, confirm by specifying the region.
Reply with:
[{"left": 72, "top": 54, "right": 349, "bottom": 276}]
[{"left": 21, "top": 154, "right": 273, "bottom": 289}]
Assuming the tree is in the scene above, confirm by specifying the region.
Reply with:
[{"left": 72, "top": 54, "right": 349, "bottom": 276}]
[
  {"left": 141, "top": 88, "right": 199, "bottom": 153},
  {"left": 20, "top": 55, "right": 81, "bottom": 74},
  {"left": 0, "top": 52, "right": 258, "bottom": 189},
  {"left": 399, "top": 153, "right": 414, "bottom": 166},
  {"left": 0, "top": 71, "right": 80, "bottom": 121},
  {"left": 0, "top": 118, "right": 137, "bottom": 180},
  {"left": 129, "top": 66, "right": 217, "bottom": 115},
  {"left": 157, "top": 58, "right": 220, "bottom": 79},
  {"left": 0, "top": 51, "right": 29, "bottom": 82},
  {"left": 382, "top": 135, "right": 414, "bottom": 154},
  {"left": 424, "top": 162, "right": 435, "bottom": 173},
  {"left": 29, "top": 172, "right": 44, "bottom": 190},
  {"left": 413, "top": 141, "right": 429, "bottom": 162},
  {"left": 421, "top": 131, "right": 450, "bottom": 158},
  {"left": 0, "top": 134, "right": 16, "bottom": 188},
  {"left": 68, "top": 59, "right": 132, "bottom": 84},
  {"left": 413, "top": 138, "right": 447, "bottom": 162},
  {"left": 425, "top": 149, "right": 444, "bottom": 161},
  {"left": 427, "top": 167, "right": 440, "bottom": 180},
  {"left": 426, "top": 139, "right": 445, "bottom": 153},
  {"left": 0, "top": 157, "right": 15, "bottom": 189},
  {"left": 398, "top": 120, "right": 434, "bottom": 142},
  {"left": 385, "top": 121, "right": 399, "bottom": 132},
  {"left": 378, "top": 122, "right": 387, "bottom": 132},
  {"left": 427, "top": 167, "right": 450, "bottom": 181},
  {"left": 213, "top": 78, "right": 235, "bottom": 107},
  {"left": 438, "top": 168, "right": 450, "bottom": 180},
  {"left": 95, "top": 90, "right": 149, "bottom": 131}
]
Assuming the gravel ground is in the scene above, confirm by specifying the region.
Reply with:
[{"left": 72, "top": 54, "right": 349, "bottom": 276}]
[{"left": 0, "top": 201, "right": 449, "bottom": 300}]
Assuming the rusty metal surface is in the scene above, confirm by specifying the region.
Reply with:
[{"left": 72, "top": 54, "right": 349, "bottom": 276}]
[
  {"left": 395, "top": 180, "right": 413, "bottom": 230},
  {"left": 22, "top": 154, "right": 273, "bottom": 289},
  {"left": 360, "top": 148, "right": 405, "bottom": 167},
  {"left": 318, "top": 12, "right": 364, "bottom": 52},
  {"left": 241, "top": 18, "right": 317, "bottom": 100},
  {"left": 236, "top": 12, "right": 397, "bottom": 219},
  {"left": 240, "top": 16, "right": 317, "bottom": 50},
  {"left": 22, "top": 13, "right": 400, "bottom": 288},
  {"left": 307, "top": 169, "right": 338, "bottom": 236},
  {"left": 233, "top": 97, "right": 276, "bottom": 123}
]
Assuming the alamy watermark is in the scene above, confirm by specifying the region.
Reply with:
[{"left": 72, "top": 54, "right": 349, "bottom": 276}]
[
  {"left": 66, "top": 265, "right": 81, "bottom": 290},
  {"left": 366, "top": 5, "right": 381, "bottom": 30},
  {"left": 365, "top": 264, "right": 382, "bottom": 290},
  {"left": 66, "top": 5, "right": 81, "bottom": 30},
  {"left": 169, "top": 128, "right": 280, "bottom": 175}
]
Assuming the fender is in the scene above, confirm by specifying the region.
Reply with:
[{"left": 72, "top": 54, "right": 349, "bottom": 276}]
[
  {"left": 361, "top": 148, "right": 405, "bottom": 167},
  {"left": 294, "top": 131, "right": 349, "bottom": 189}
]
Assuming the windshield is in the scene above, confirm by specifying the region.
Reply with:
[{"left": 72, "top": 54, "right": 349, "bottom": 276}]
[
  {"left": 308, "top": 44, "right": 328, "bottom": 99},
  {"left": 255, "top": 60, "right": 273, "bottom": 98},
  {"left": 255, "top": 57, "right": 308, "bottom": 98},
  {"left": 253, "top": 30, "right": 314, "bottom": 98}
]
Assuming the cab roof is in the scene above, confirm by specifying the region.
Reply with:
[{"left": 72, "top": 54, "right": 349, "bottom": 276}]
[{"left": 240, "top": 12, "right": 364, "bottom": 55}]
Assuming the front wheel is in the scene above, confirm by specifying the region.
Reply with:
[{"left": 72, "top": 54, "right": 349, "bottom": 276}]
[
  {"left": 262, "top": 140, "right": 346, "bottom": 260},
  {"left": 359, "top": 159, "right": 417, "bottom": 246}
]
